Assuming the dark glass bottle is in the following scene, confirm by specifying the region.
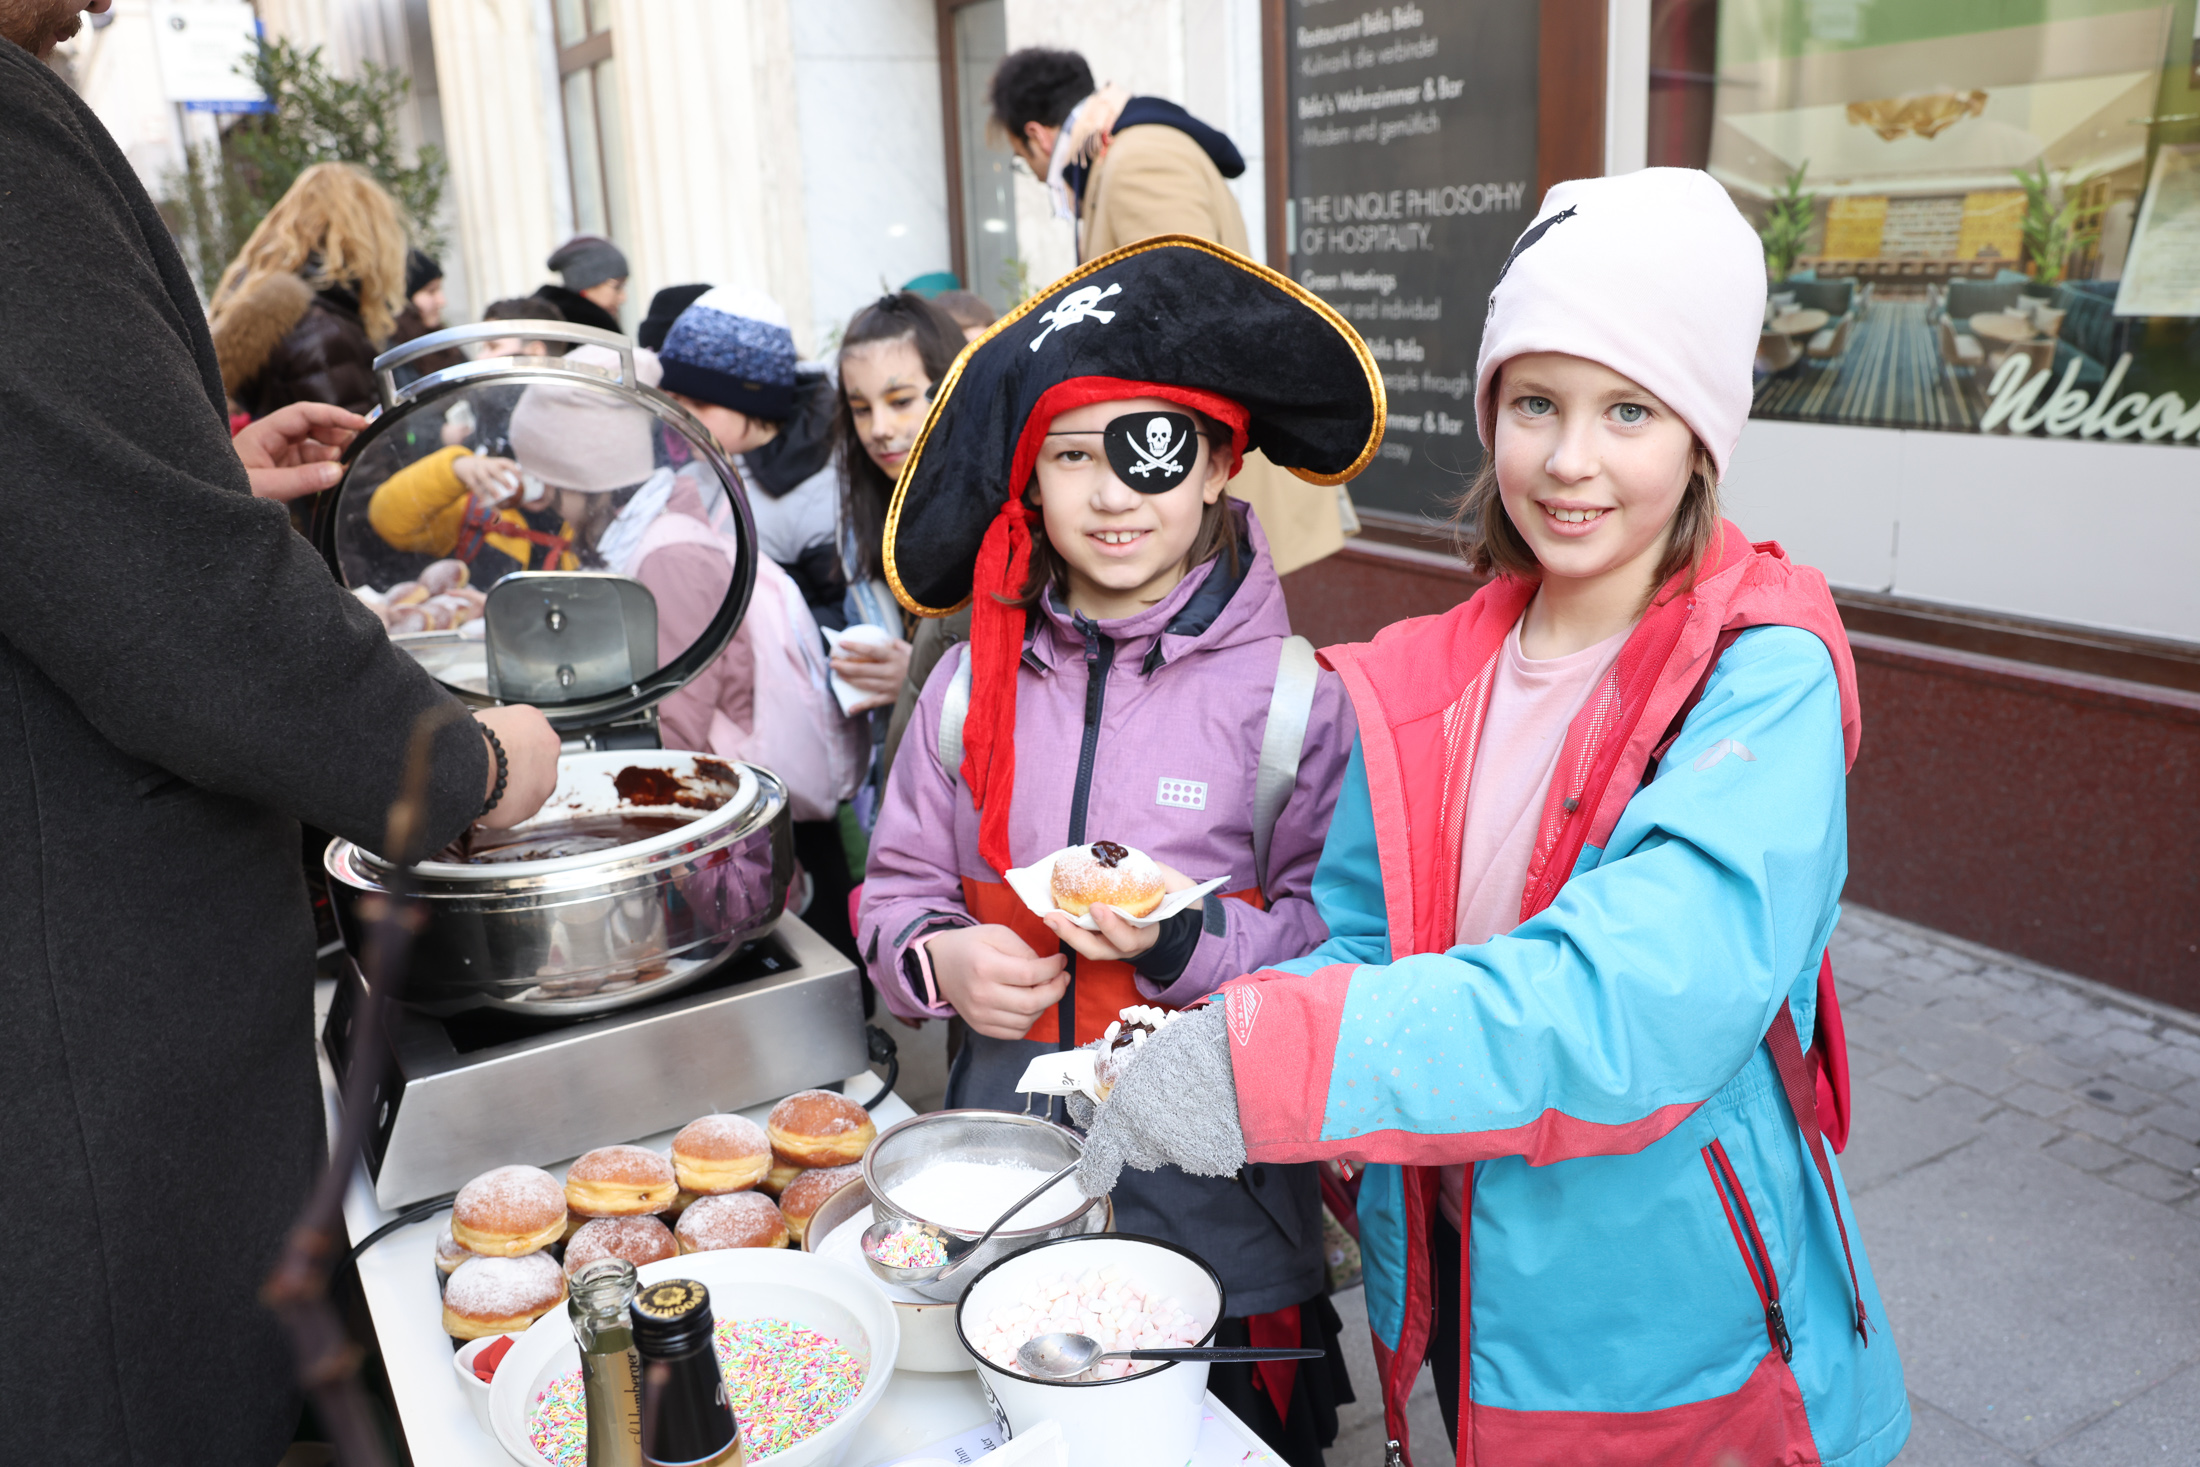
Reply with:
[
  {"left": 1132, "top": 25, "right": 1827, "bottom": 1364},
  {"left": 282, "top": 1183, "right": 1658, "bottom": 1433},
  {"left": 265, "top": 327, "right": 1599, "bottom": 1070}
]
[
  {"left": 629, "top": 1279, "right": 745, "bottom": 1467},
  {"left": 569, "top": 1258, "right": 643, "bottom": 1467}
]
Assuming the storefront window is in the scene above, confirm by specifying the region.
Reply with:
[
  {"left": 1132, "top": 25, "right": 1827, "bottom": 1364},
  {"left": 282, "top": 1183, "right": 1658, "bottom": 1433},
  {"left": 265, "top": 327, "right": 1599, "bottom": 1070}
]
[
  {"left": 1651, "top": 0, "right": 2200, "bottom": 446},
  {"left": 556, "top": 0, "right": 631, "bottom": 262},
  {"left": 942, "top": 0, "right": 1022, "bottom": 312}
]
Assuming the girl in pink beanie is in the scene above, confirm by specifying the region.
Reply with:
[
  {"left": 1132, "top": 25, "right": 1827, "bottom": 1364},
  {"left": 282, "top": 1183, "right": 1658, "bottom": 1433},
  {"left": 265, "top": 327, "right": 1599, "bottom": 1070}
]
[{"left": 1073, "top": 169, "right": 1910, "bottom": 1465}]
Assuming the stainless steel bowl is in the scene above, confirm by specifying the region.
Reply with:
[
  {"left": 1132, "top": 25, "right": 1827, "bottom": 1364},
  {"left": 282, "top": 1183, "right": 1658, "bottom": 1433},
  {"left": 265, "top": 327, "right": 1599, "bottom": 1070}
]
[
  {"left": 324, "top": 751, "right": 792, "bottom": 1018},
  {"left": 862, "top": 1111, "right": 1109, "bottom": 1302}
]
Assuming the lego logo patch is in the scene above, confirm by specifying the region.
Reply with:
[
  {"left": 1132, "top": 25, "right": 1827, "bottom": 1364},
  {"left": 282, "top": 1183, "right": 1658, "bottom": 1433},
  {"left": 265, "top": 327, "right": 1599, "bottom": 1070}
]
[
  {"left": 1156, "top": 777, "right": 1207, "bottom": 810},
  {"left": 1226, "top": 985, "right": 1261, "bottom": 1047}
]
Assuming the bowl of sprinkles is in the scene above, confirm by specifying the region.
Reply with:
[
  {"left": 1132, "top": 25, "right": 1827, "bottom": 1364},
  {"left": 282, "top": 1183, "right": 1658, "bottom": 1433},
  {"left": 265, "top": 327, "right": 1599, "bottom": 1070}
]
[{"left": 489, "top": 1247, "right": 899, "bottom": 1467}]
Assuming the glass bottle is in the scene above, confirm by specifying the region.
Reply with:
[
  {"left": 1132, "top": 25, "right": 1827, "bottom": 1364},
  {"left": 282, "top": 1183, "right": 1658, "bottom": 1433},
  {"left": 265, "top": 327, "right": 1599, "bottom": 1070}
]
[
  {"left": 569, "top": 1258, "right": 644, "bottom": 1467},
  {"left": 629, "top": 1278, "right": 744, "bottom": 1467}
]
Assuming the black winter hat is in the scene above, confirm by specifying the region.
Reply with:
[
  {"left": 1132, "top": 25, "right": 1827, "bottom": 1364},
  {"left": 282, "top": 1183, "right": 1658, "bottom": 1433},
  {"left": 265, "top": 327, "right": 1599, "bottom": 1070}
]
[
  {"left": 883, "top": 235, "right": 1382, "bottom": 616},
  {"left": 639, "top": 283, "right": 712, "bottom": 351},
  {"left": 405, "top": 248, "right": 442, "bottom": 299}
]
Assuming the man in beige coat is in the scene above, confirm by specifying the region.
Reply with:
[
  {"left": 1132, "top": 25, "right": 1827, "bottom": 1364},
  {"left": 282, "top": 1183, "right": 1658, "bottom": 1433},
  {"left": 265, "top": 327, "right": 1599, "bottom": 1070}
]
[{"left": 991, "top": 48, "right": 1353, "bottom": 575}]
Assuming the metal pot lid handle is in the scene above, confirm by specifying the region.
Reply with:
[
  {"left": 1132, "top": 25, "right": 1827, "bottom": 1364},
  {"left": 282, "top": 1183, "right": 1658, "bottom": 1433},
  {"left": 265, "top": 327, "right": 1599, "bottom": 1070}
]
[{"left": 372, "top": 320, "right": 638, "bottom": 411}]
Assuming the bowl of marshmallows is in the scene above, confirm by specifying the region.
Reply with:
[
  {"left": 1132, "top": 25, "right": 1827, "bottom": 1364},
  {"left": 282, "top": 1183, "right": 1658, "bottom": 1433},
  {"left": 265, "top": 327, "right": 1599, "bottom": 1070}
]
[{"left": 954, "top": 1234, "right": 1222, "bottom": 1467}]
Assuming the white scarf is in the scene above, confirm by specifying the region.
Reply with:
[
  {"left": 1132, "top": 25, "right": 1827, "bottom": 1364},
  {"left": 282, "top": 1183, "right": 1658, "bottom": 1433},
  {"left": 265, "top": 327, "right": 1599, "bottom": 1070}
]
[{"left": 1045, "top": 83, "right": 1130, "bottom": 224}]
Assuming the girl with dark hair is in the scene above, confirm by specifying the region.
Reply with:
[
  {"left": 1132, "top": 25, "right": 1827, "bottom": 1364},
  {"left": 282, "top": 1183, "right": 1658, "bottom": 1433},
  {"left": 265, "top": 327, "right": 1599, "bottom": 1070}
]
[{"left": 831, "top": 291, "right": 968, "bottom": 719}]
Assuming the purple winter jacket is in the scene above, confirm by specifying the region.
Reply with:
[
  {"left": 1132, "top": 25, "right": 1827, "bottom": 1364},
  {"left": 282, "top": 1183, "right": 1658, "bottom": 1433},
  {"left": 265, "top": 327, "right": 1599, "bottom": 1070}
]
[{"left": 859, "top": 504, "right": 1353, "bottom": 1021}]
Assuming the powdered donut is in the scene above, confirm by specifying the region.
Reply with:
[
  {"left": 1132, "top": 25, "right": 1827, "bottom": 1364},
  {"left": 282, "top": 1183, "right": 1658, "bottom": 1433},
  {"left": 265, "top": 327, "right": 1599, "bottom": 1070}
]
[
  {"left": 1051, "top": 841, "right": 1166, "bottom": 918},
  {"left": 672, "top": 1113, "right": 772, "bottom": 1195},
  {"left": 450, "top": 1164, "right": 567, "bottom": 1257},
  {"left": 760, "top": 1161, "right": 805, "bottom": 1197},
  {"left": 767, "top": 1090, "right": 876, "bottom": 1169},
  {"left": 565, "top": 1144, "right": 677, "bottom": 1217},
  {"left": 434, "top": 1223, "right": 473, "bottom": 1284},
  {"left": 779, "top": 1164, "right": 863, "bottom": 1246},
  {"left": 676, "top": 1191, "right": 789, "bottom": 1253},
  {"left": 563, "top": 1214, "right": 678, "bottom": 1277},
  {"left": 442, "top": 1250, "right": 566, "bottom": 1339}
]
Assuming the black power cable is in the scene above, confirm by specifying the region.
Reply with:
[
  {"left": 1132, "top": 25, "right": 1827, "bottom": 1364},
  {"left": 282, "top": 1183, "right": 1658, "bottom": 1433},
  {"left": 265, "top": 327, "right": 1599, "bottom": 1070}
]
[
  {"left": 858, "top": 1023, "right": 900, "bottom": 1110},
  {"left": 340, "top": 1192, "right": 457, "bottom": 1272}
]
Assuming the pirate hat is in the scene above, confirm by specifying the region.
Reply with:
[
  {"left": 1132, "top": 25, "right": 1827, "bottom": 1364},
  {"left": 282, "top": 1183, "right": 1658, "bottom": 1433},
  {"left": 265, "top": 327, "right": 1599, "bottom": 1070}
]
[
  {"left": 882, "top": 237, "right": 1382, "bottom": 879},
  {"left": 882, "top": 235, "right": 1384, "bottom": 616}
]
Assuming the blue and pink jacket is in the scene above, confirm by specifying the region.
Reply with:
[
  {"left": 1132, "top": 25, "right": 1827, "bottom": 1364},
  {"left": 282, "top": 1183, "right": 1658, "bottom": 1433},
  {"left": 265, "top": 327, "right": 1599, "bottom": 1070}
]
[{"left": 1224, "top": 522, "right": 1909, "bottom": 1465}]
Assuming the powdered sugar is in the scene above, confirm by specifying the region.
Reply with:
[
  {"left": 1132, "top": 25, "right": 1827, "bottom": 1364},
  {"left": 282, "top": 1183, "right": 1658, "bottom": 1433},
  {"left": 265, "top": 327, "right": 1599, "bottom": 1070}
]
[
  {"left": 885, "top": 1160, "right": 1086, "bottom": 1233},
  {"left": 563, "top": 1214, "right": 677, "bottom": 1276},
  {"left": 444, "top": 1250, "right": 565, "bottom": 1320},
  {"left": 453, "top": 1165, "right": 564, "bottom": 1230},
  {"left": 674, "top": 1113, "right": 770, "bottom": 1159},
  {"left": 677, "top": 1190, "right": 788, "bottom": 1251},
  {"left": 567, "top": 1144, "right": 674, "bottom": 1186}
]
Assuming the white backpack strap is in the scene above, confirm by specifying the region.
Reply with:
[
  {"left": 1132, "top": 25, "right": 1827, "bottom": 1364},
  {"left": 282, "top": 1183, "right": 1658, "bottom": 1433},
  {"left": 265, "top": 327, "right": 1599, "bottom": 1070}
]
[
  {"left": 1252, "top": 635, "right": 1319, "bottom": 892},
  {"left": 936, "top": 652, "right": 972, "bottom": 776}
]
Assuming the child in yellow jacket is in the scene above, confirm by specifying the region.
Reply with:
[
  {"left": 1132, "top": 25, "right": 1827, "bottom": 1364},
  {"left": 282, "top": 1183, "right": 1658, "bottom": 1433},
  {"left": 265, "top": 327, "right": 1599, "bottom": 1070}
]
[{"left": 367, "top": 444, "right": 578, "bottom": 581}]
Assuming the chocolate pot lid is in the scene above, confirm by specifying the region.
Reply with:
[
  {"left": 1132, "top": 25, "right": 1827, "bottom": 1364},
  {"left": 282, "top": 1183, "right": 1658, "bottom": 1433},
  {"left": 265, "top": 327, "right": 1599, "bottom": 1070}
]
[{"left": 326, "top": 323, "right": 756, "bottom": 732}]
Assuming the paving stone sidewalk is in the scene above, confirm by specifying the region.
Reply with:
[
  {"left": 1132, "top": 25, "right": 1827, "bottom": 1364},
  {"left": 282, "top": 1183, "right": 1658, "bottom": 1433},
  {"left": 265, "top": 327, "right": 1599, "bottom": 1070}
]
[{"left": 1326, "top": 905, "right": 2200, "bottom": 1465}]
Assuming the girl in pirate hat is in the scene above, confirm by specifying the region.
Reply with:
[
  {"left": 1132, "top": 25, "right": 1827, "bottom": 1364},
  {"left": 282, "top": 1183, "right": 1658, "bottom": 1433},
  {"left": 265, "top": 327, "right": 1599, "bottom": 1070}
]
[
  {"left": 1069, "top": 170, "right": 1910, "bottom": 1466},
  {"left": 857, "top": 237, "right": 1382, "bottom": 1462}
]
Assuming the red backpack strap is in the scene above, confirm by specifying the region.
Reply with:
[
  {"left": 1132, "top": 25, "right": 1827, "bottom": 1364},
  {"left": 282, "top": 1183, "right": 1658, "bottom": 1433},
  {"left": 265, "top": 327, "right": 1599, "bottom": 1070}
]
[
  {"left": 1813, "top": 951, "right": 1853, "bottom": 1153},
  {"left": 1766, "top": 1003, "right": 1869, "bottom": 1341}
]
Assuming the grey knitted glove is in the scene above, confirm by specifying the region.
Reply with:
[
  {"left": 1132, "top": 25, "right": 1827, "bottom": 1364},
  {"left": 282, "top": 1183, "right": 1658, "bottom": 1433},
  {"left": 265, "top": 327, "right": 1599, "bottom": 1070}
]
[{"left": 1068, "top": 1005, "right": 1247, "bottom": 1197}]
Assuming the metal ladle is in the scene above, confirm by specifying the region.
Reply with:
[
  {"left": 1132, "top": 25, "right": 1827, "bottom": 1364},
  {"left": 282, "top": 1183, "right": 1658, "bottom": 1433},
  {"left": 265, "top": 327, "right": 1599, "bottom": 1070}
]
[
  {"left": 1015, "top": 1331, "right": 1327, "bottom": 1380},
  {"left": 860, "top": 1158, "right": 1082, "bottom": 1287}
]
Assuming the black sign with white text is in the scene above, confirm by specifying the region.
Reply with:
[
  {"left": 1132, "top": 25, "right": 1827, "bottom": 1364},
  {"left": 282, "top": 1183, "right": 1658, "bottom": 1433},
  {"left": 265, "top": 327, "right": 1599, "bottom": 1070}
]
[{"left": 1286, "top": 0, "right": 1539, "bottom": 518}]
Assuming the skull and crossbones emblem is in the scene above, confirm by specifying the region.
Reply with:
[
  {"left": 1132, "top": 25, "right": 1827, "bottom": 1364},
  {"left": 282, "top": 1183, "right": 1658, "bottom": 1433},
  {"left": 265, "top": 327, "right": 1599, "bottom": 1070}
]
[
  {"left": 1103, "top": 410, "right": 1197, "bottom": 492},
  {"left": 1127, "top": 416, "right": 1187, "bottom": 478},
  {"left": 1028, "top": 282, "right": 1122, "bottom": 351}
]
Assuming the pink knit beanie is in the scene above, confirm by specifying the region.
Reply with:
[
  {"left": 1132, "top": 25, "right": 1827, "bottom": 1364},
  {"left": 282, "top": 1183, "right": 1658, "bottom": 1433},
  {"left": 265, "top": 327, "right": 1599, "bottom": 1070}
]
[
  {"left": 1473, "top": 168, "right": 1766, "bottom": 479},
  {"left": 508, "top": 372, "right": 656, "bottom": 492}
]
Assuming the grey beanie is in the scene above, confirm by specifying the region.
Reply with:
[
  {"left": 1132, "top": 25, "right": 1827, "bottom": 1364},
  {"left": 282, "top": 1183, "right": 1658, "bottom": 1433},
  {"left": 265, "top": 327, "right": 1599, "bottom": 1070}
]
[{"left": 548, "top": 235, "right": 629, "bottom": 290}]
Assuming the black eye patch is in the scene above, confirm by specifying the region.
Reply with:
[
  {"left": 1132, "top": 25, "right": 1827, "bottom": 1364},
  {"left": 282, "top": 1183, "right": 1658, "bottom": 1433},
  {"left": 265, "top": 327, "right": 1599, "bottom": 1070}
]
[{"left": 1102, "top": 411, "right": 1199, "bottom": 493}]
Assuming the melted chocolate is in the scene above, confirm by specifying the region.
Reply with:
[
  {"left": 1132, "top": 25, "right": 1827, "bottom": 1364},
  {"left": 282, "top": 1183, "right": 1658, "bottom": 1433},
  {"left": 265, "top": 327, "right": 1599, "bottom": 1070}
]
[
  {"left": 1090, "top": 840, "right": 1129, "bottom": 867},
  {"left": 612, "top": 763, "right": 736, "bottom": 810},
  {"left": 459, "top": 812, "right": 697, "bottom": 864}
]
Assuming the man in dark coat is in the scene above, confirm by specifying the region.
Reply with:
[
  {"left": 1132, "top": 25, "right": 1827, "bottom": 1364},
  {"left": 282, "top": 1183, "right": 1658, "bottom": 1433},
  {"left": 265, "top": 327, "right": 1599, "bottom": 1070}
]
[{"left": 0, "top": 8, "right": 561, "bottom": 1462}]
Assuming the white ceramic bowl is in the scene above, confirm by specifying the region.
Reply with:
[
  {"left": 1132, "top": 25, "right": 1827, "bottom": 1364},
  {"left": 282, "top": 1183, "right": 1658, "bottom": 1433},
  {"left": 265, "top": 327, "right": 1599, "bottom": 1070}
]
[
  {"left": 810, "top": 1197, "right": 973, "bottom": 1373},
  {"left": 954, "top": 1235, "right": 1223, "bottom": 1467},
  {"left": 451, "top": 1333, "right": 517, "bottom": 1433},
  {"left": 487, "top": 1247, "right": 900, "bottom": 1466}
]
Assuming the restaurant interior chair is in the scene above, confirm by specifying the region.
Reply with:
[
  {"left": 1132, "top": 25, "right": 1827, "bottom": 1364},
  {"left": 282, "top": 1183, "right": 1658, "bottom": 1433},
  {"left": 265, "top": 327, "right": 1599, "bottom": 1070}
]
[
  {"left": 1937, "top": 317, "right": 1984, "bottom": 374},
  {"left": 1805, "top": 316, "right": 1852, "bottom": 366}
]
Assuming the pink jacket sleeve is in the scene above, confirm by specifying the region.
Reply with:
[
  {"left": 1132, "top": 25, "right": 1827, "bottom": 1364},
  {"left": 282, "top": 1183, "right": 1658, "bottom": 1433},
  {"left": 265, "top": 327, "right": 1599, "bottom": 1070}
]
[{"left": 854, "top": 645, "right": 975, "bottom": 1020}]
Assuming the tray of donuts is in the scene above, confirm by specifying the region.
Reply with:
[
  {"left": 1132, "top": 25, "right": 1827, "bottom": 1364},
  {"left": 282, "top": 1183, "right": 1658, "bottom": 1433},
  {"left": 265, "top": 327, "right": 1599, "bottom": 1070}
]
[{"left": 437, "top": 1088, "right": 877, "bottom": 1347}]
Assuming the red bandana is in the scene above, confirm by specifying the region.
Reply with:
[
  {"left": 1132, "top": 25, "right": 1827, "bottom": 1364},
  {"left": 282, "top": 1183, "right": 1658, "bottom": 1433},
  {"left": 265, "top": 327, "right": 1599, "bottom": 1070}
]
[{"left": 962, "top": 377, "right": 1249, "bottom": 877}]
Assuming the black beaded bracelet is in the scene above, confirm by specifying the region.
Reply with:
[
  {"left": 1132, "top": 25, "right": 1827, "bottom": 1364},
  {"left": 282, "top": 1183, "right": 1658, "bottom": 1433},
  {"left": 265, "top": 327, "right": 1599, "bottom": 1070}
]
[{"left": 479, "top": 724, "right": 509, "bottom": 817}]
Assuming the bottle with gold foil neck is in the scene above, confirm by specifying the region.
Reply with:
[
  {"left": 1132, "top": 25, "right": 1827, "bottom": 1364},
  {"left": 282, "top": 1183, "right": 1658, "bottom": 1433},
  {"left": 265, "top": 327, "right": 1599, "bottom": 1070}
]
[
  {"left": 629, "top": 1278, "right": 744, "bottom": 1467},
  {"left": 569, "top": 1258, "right": 644, "bottom": 1467}
]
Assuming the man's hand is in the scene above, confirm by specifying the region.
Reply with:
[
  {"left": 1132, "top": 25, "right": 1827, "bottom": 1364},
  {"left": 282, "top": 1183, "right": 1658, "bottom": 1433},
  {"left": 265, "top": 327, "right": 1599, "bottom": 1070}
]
[
  {"left": 1042, "top": 861, "right": 1200, "bottom": 963},
  {"left": 472, "top": 706, "right": 560, "bottom": 829},
  {"left": 233, "top": 402, "right": 366, "bottom": 502},
  {"left": 928, "top": 924, "right": 1069, "bottom": 1039},
  {"left": 452, "top": 453, "right": 522, "bottom": 506}
]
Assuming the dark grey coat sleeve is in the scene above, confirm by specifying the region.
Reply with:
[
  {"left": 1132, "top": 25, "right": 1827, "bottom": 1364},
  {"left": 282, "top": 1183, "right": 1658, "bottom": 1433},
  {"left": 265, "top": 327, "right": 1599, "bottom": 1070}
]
[{"left": 0, "top": 51, "right": 485, "bottom": 853}]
